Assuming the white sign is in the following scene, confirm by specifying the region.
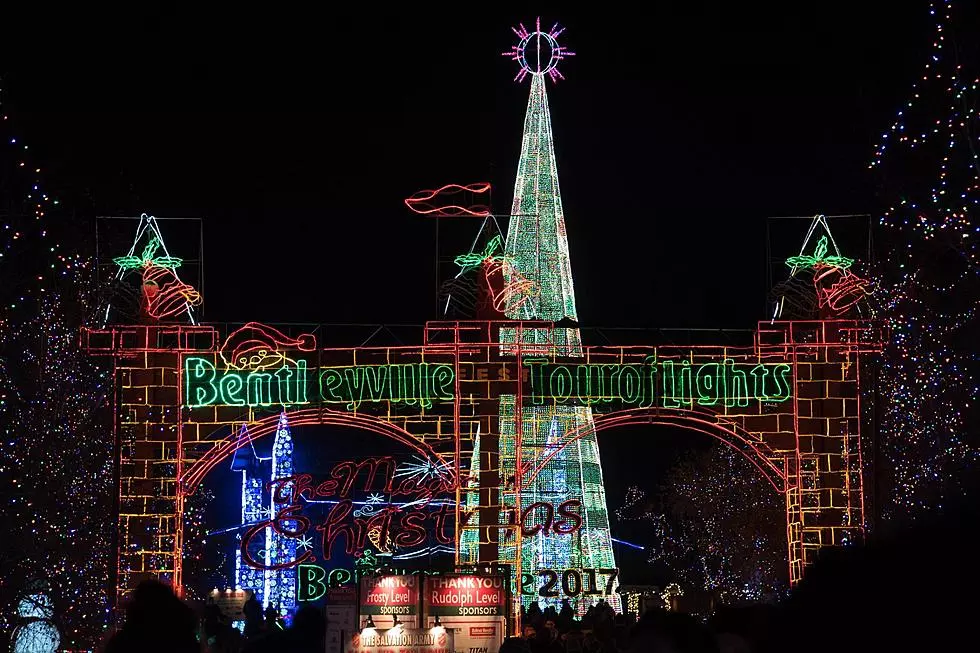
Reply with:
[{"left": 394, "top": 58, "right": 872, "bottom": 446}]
[
  {"left": 347, "top": 628, "right": 454, "bottom": 653},
  {"left": 426, "top": 617, "right": 503, "bottom": 653},
  {"left": 326, "top": 605, "right": 357, "bottom": 653}
]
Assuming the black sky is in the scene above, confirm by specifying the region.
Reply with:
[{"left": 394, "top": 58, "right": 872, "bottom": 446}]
[
  {"left": 0, "top": 3, "right": 951, "bottom": 574},
  {"left": 3, "top": 3, "right": 930, "bottom": 328}
]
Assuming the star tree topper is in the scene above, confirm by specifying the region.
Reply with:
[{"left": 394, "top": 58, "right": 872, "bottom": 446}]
[{"left": 502, "top": 17, "right": 575, "bottom": 82}]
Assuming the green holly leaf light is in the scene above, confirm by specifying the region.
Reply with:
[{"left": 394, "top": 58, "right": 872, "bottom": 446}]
[
  {"left": 112, "top": 236, "right": 183, "bottom": 271},
  {"left": 785, "top": 235, "right": 853, "bottom": 270},
  {"left": 453, "top": 235, "right": 506, "bottom": 274}
]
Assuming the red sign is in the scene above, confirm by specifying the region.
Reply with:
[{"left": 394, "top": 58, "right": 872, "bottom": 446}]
[
  {"left": 328, "top": 586, "right": 357, "bottom": 604},
  {"left": 469, "top": 626, "right": 497, "bottom": 638},
  {"left": 360, "top": 575, "right": 419, "bottom": 615},
  {"left": 425, "top": 575, "right": 506, "bottom": 616}
]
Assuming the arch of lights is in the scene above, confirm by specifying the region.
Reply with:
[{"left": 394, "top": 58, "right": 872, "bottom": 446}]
[{"left": 84, "top": 17, "right": 882, "bottom": 632}]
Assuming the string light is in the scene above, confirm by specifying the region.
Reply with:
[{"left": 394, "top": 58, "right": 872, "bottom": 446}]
[
  {"left": 0, "top": 81, "right": 80, "bottom": 315},
  {"left": 1, "top": 83, "right": 112, "bottom": 648},
  {"left": 869, "top": 0, "right": 979, "bottom": 521},
  {"left": 267, "top": 412, "right": 298, "bottom": 614},
  {"left": 617, "top": 446, "right": 787, "bottom": 606},
  {"left": 493, "top": 22, "right": 621, "bottom": 615}
]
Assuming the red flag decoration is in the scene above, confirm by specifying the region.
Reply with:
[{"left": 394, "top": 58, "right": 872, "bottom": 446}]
[{"left": 404, "top": 182, "right": 491, "bottom": 217}]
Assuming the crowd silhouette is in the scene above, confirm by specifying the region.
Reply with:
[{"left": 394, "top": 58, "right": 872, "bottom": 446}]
[{"left": 96, "top": 502, "right": 980, "bottom": 653}]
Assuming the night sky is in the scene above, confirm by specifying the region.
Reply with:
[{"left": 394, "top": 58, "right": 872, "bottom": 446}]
[
  {"left": 1, "top": 3, "right": 941, "bottom": 575},
  {"left": 5, "top": 4, "right": 929, "bottom": 326}
]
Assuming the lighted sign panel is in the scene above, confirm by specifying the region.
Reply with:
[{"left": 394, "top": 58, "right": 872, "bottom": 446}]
[
  {"left": 184, "top": 358, "right": 454, "bottom": 409},
  {"left": 424, "top": 575, "right": 507, "bottom": 616},
  {"left": 348, "top": 628, "right": 454, "bottom": 653},
  {"left": 523, "top": 359, "right": 793, "bottom": 408},
  {"left": 360, "top": 576, "right": 419, "bottom": 616},
  {"left": 182, "top": 355, "right": 793, "bottom": 410}
]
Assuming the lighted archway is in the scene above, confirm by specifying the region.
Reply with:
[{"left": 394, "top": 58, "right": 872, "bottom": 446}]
[
  {"left": 521, "top": 406, "right": 787, "bottom": 492},
  {"left": 180, "top": 407, "right": 451, "bottom": 494}
]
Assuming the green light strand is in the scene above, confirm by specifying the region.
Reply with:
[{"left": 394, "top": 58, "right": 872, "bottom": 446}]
[{"left": 785, "top": 235, "right": 853, "bottom": 270}]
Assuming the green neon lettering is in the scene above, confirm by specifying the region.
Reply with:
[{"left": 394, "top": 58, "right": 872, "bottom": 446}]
[
  {"left": 185, "top": 360, "right": 448, "bottom": 409},
  {"left": 320, "top": 368, "right": 345, "bottom": 403},
  {"left": 771, "top": 364, "right": 792, "bottom": 401},
  {"left": 725, "top": 359, "right": 749, "bottom": 408},
  {"left": 618, "top": 366, "right": 643, "bottom": 404},
  {"left": 550, "top": 366, "right": 573, "bottom": 403},
  {"left": 431, "top": 364, "right": 454, "bottom": 402},
  {"left": 392, "top": 364, "right": 417, "bottom": 406},
  {"left": 219, "top": 374, "right": 245, "bottom": 406},
  {"left": 714, "top": 362, "right": 728, "bottom": 408},
  {"left": 246, "top": 372, "right": 273, "bottom": 406},
  {"left": 520, "top": 358, "right": 788, "bottom": 407},
  {"left": 343, "top": 367, "right": 366, "bottom": 410},
  {"left": 524, "top": 358, "right": 549, "bottom": 405},
  {"left": 298, "top": 564, "right": 327, "bottom": 601},
  {"left": 185, "top": 357, "right": 218, "bottom": 407},
  {"left": 275, "top": 366, "right": 294, "bottom": 405},
  {"left": 599, "top": 365, "right": 619, "bottom": 402},
  {"left": 750, "top": 364, "right": 770, "bottom": 401},
  {"left": 419, "top": 362, "right": 433, "bottom": 408},
  {"left": 327, "top": 568, "right": 352, "bottom": 587},
  {"left": 662, "top": 360, "right": 680, "bottom": 408},
  {"left": 296, "top": 360, "right": 308, "bottom": 404},
  {"left": 641, "top": 356, "right": 657, "bottom": 408},
  {"left": 678, "top": 361, "right": 693, "bottom": 407},
  {"left": 696, "top": 363, "right": 719, "bottom": 406},
  {"left": 575, "top": 365, "right": 600, "bottom": 405},
  {"left": 363, "top": 366, "right": 389, "bottom": 402}
]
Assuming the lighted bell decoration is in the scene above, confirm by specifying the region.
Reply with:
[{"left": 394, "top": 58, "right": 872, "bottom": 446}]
[
  {"left": 141, "top": 263, "right": 203, "bottom": 320},
  {"left": 113, "top": 234, "right": 202, "bottom": 322},
  {"left": 784, "top": 234, "right": 871, "bottom": 318},
  {"left": 484, "top": 257, "right": 537, "bottom": 315},
  {"left": 452, "top": 234, "right": 538, "bottom": 319},
  {"left": 813, "top": 263, "right": 872, "bottom": 316}
]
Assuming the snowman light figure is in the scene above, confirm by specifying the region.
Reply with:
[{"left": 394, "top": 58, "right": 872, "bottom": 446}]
[{"left": 11, "top": 583, "right": 60, "bottom": 653}]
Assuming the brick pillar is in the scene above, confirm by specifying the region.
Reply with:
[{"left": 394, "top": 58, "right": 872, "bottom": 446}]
[
  {"left": 795, "top": 350, "right": 865, "bottom": 568},
  {"left": 783, "top": 456, "right": 805, "bottom": 586},
  {"left": 115, "top": 350, "right": 182, "bottom": 612}
]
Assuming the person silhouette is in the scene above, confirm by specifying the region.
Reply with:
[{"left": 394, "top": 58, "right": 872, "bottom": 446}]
[
  {"left": 285, "top": 605, "right": 326, "bottom": 653},
  {"left": 242, "top": 592, "right": 263, "bottom": 639},
  {"left": 102, "top": 580, "right": 198, "bottom": 653}
]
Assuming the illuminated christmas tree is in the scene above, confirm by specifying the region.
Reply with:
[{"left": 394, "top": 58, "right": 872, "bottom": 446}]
[
  {"left": 869, "top": 0, "right": 979, "bottom": 523},
  {"left": 496, "top": 20, "right": 620, "bottom": 612},
  {"left": 0, "top": 84, "right": 113, "bottom": 649}
]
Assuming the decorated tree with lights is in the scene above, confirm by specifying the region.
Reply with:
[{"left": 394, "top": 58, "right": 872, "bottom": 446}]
[
  {"left": 0, "top": 87, "right": 114, "bottom": 648},
  {"left": 869, "top": 0, "right": 979, "bottom": 524},
  {"left": 490, "top": 20, "right": 620, "bottom": 613},
  {"left": 618, "top": 446, "right": 787, "bottom": 604}
]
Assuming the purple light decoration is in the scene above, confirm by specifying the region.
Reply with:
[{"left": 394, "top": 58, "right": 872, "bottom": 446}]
[{"left": 502, "top": 17, "right": 576, "bottom": 83}]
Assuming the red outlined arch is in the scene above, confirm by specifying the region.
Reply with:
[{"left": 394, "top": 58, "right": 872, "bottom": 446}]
[
  {"left": 180, "top": 408, "right": 450, "bottom": 494},
  {"left": 522, "top": 407, "right": 787, "bottom": 492}
]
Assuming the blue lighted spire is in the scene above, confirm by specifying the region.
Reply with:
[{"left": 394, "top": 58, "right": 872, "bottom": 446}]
[{"left": 265, "top": 412, "right": 297, "bottom": 614}]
